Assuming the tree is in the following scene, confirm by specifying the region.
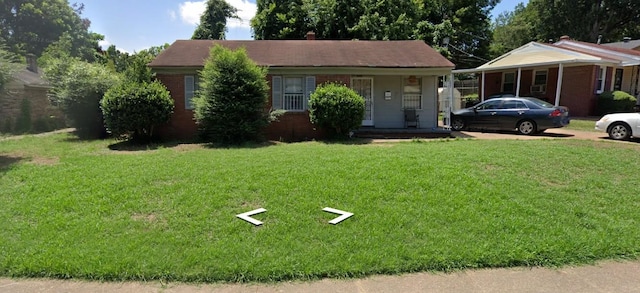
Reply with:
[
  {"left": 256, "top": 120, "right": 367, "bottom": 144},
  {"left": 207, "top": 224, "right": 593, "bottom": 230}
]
[
  {"left": 44, "top": 59, "right": 119, "bottom": 138},
  {"left": 251, "top": 0, "right": 310, "bottom": 39},
  {"left": 308, "top": 83, "right": 364, "bottom": 137},
  {"left": 0, "top": 0, "right": 102, "bottom": 59},
  {"left": 495, "top": 0, "right": 640, "bottom": 47},
  {"left": 490, "top": 3, "right": 536, "bottom": 58},
  {"left": 193, "top": 45, "right": 271, "bottom": 144},
  {"left": 97, "top": 43, "right": 169, "bottom": 83},
  {"left": 0, "top": 46, "right": 21, "bottom": 93},
  {"left": 192, "top": 0, "right": 239, "bottom": 40},
  {"left": 101, "top": 81, "right": 174, "bottom": 141}
]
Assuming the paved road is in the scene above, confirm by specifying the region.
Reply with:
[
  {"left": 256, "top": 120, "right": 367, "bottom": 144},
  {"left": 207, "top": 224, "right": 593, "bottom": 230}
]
[
  {"left": 1, "top": 260, "right": 639, "bottom": 293},
  {"left": 452, "top": 128, "right": 605, "bottom": 140}
]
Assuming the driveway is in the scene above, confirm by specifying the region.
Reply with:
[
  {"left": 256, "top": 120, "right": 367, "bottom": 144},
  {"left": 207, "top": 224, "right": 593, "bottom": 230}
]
[{"left": 452, "top": 128, "right": 617, "bottom": 141}]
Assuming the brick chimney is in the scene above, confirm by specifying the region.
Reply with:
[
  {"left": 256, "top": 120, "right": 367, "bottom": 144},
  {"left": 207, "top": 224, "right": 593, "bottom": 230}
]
[
  {"left": 306, "top": 31, "right": 316, "bottom": 41},
  {"left": 26, "top": 53, "right": 38, "bottom": 73}
]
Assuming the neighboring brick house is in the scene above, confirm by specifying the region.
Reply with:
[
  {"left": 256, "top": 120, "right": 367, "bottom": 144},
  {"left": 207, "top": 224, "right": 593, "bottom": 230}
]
[
  {"left": 148, "top": 35, "right": 454, "bottom": 141},
  {"left": 454, "top": 36, "right": 640, "bottom": 117},
  {"left": 0, "top": 56, "right": 64, "bottom": 133}
]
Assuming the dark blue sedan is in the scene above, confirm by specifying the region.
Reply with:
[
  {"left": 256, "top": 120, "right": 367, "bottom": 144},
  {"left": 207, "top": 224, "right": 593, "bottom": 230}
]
[{"left": 451, "top": 97, "right": 570, "bottom": 135}]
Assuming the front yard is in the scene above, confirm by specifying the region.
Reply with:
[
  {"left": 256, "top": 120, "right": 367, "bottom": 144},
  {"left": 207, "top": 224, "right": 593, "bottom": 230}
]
[{"left": 1, "top": 133, "right": 639, "bottom": 283}]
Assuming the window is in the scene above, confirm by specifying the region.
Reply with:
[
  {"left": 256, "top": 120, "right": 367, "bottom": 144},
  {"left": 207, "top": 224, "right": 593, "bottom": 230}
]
[
  {"left": 500, "top": 100, "right": 528, "bottom": 109},
  {"left": 284, "top": 77, "right": 304, "bottom": 111},
  {"left": 596, "top": 66, "right": 606, "bottom": 93},
  {"left": 476, "top": 99, "right": 502, "bottom": 110},
  {"left": 184, "top": 75, "right": 198, "bottom": 110},
  {"left": 532, "top": 70, "right": 547, "bottom": 93},
  {"left": 614, "top": 68, "right": 623, "bottom": 91},
  {"left": 502, "top": 72, "right": 515, "bottom": 93},
  {"left": 271, "top": 76, "right": 316, "bottom": 111},
  {"left": 402, "top": 76, "right": 422, "bottom": 109}
]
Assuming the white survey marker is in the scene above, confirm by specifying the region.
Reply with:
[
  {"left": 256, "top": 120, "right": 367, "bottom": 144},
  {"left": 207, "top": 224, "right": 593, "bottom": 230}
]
[
  {"left": 236, "top": 208, "right": 267, "bottom": 226},
  {"left": 322, "top": 207, "right": 354, "bottom": 225}
]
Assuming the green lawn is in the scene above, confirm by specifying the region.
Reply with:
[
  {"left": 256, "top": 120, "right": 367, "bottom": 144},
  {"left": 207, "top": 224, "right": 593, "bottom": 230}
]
[
  {"left": 1, "top": 133, "right": 640, "bottom": 283},
  {"left": 566, "top": 118, "right": 599, "bottom": 132}
]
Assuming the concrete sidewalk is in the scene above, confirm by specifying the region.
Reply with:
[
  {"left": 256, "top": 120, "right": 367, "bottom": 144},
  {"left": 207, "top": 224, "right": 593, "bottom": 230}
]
[{"left": 1, "top": 260, "right": 639, "bottom": 293}]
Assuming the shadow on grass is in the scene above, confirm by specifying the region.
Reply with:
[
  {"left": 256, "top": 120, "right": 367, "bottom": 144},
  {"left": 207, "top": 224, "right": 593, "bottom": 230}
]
[
  {"left": 202, "top": 140, "right": 280, "bottom": 149},
  {"left": 452, "top": 129, "right": 574, "bottom": 138},
  {"left": 0, "top": 155, "right": 24, "bottom": 174},
  {"left": 108, "top": 140, "right": 187, "bottom": 151}
]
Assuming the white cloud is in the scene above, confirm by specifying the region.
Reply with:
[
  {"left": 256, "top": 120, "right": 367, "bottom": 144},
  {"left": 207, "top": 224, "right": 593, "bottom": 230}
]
[
  {"left": 179, "top": 1, "right": 206, "bottom": 26},
  {"left": 98, "top": 39, "right": 130, "bottom": 54},
  {"left": 227, "top": 0, "right": 257, "bottom": 29},
  {"left": 178, "top": 0, "right": 256, "bottom": 29}
]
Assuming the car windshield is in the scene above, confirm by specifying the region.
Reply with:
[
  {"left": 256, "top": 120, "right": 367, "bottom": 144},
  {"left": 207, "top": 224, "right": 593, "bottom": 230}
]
[{"left": 524, "top": 98, "right": 554, "bottom": 108}]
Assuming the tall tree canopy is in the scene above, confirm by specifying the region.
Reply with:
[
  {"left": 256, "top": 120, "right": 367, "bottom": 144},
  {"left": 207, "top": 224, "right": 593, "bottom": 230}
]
[
  {"left": 251, "top": 0, "right": 497, "bottom": 68},
  {"left": 491, "top": 0, "right": 640, "bottom": 58},
  {"left": 0, "top": 0, "right": 102, "bottom": 59},
  {"left": 192, "top": 0, "right": 239, "bottom": 40}
]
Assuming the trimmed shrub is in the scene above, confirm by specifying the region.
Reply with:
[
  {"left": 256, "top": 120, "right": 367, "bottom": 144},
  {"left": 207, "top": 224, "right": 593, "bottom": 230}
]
[
  {"left": 14, "top": 98, "right": 32, "bottom": 134},
  {"left": 462, "top": 93, "right": 480, "bottom": 108},
  {"left": 597, "top": 91, "right": 637, "bottom": 115},
  {"left": 101, "top": 81, "right": 174, "bottom": 141},
  {"left": 193, "top": 45, "right": 270, "bottom": 144},
  {"left": 309, "top": 83, "right": 365, "bottom": 137},
  {"left": 45, "top": 60, "right": 119, "bottom": 139}
]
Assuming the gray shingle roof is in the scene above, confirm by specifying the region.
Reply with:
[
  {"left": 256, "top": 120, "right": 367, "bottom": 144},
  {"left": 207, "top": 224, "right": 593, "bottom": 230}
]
[{"left": 149, "top": 40, "right": 455, "bottom": 68}]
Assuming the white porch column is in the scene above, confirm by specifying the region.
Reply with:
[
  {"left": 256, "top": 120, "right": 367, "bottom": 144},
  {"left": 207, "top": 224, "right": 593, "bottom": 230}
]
[
  {"left": 481, "top": 71, "right": 486, "bottom": 101},
  {"left": 515, "top": 67, "right": 522, "bottom": 97},
  {"left": 446, "top": 72, "right": 454, "bottom": 127},
  {"left": 555, "top": 63, "right": 564, "bottom": 106}
]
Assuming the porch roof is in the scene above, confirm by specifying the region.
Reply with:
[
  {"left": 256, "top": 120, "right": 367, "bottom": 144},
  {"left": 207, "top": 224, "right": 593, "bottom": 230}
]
[{"left": 454, "top": 42, "right": 616, "bottom": 74}]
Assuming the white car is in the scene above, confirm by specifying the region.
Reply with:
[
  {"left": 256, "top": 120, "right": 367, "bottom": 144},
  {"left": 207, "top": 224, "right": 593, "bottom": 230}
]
[{"left": 595, "top": 113, "right": 640, "bottom": 140}]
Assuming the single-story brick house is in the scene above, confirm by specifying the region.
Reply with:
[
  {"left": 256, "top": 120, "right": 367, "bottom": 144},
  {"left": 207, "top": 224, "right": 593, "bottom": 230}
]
[
  {"left": 454, "top": 36, "right": 640, "bottom": 117},
  {"left": 148, "top": 35, "right": 454, "bottom": 140}
]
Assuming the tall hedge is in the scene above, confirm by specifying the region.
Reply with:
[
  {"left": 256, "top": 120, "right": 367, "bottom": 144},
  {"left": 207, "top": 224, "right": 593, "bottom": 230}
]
[
  {"left": 597, "top": 91, "right": 637, "bottom": 115},
  {"left": 101, "top": 81, "right": 174, "bottom": 141},
  {"left": 308, "top": 83, "right": 365, "bottom": 136},
  {"left": 45, "top": 59, "right": 119, "bottom": 138},
  {"left": 193, "top": 45, "right": 270, "bottom": 144}
]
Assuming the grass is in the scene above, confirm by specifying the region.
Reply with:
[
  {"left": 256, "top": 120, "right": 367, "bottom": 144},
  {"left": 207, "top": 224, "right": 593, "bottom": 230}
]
[
  {"left": 565, "top": 118, "right": 599, "bottom": 132},
  {"left": 1, "top": 133, "right": 640, "bottom": 283}
]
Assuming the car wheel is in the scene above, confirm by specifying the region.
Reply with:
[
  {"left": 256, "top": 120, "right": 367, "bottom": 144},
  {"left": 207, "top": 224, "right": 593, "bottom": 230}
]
[
  {"left": 517, "top": 120, "right": 536, "bottom": 135},
  {"left": 608, "top": 122, "right": 631, "bottom": 140},
  {"left": 451, "top": 118, "right": 465, "bottom": 131}
]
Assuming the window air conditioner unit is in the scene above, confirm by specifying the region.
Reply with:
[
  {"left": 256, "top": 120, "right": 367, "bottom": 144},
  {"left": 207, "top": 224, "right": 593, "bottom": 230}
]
[{"left": 531, "top": 85, "right": 546, "bottom": 93}]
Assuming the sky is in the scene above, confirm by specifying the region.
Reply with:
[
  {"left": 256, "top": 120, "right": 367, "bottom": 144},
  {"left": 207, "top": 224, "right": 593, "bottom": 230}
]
[{"left": 80, "top": 0, "right": 529, "bottom": 53}]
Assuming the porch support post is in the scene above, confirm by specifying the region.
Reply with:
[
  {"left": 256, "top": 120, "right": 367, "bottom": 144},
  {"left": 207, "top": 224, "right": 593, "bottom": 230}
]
[
  {"left": 481, "top": 71, "right": 486, "bottom": 101},
  {"left": 515, "top": 67, "right": 522, "bottom": 97},
  {"left": 555, "top": 63, "right": 564, "bottom": 106},
  {"left": 446, "top": 72, "right": 454, "bottom": 128}
]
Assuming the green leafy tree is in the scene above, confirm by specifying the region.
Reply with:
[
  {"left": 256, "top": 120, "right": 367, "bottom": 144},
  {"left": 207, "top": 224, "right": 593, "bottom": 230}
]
[
  {"left": 0, "top": 46, "right": 22, "bottom": 93},
  {"left": 45, "top": 59, "right": 119, "bottom": 138},
  {"left": 193, "top": 45, "right": 271, "bottom": 144},
  {"left": 308, "top": 83, "right": 364, "bottom": 137},
  {"left": 192, "top": 0, "right": 239, "bottom": 40},
  {"left": 97, "top": 43, "right": 169, "bottom": 83},
  {"left": 251, "top": 0, "right": 310, "bottom": 39},
  {"left": 490, "top": 3, "right": 536, "bottom": 58},
  {"left": 101, "top": 81, "right": 174, "bottom": 141},
  {"left": 0, "top": 0, "right": 102, "bottom": 59}
]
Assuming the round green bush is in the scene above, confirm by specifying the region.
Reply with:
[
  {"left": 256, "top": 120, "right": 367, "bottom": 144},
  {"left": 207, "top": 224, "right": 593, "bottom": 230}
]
[
  {"left": 597, "top": 91, "right": 637, "bottom": 115},
  {"left": 101, "top": 81, "right": 174, "bottom": 141},
  {"left": 309, "top": 83, "right": 365, "bottom": 136}
]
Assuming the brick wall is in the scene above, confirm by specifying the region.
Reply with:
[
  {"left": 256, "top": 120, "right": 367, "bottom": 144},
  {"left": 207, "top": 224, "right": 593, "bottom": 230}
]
[
  {"left": 0, "top": 85, "right": 65, "bottom": 133},
  {"left": 560, "top": 65, "right": 597, "bottom": 116},
  {"left": 155, "top": 74, "right": 198, "bottom": 139},
  {"left": 157, "top": 73, "right": 352, "bottom": 141}
]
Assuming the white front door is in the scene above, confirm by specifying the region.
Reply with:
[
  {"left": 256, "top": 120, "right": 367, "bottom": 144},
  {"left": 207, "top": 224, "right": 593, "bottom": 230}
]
[{"left": 351, "top": 77, "right": 374, "bottom": 126}]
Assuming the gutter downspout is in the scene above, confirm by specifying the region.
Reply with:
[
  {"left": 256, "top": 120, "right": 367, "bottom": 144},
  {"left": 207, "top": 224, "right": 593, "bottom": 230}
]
[
  {"left": 515, "top": 67, "right": 522, "bottom": 97},
  {"left": 555, "top": 63, "right": 564, "bottom": 106},
  {"left": 481, "top": 71, "right": 486, "bottom": 101}
]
